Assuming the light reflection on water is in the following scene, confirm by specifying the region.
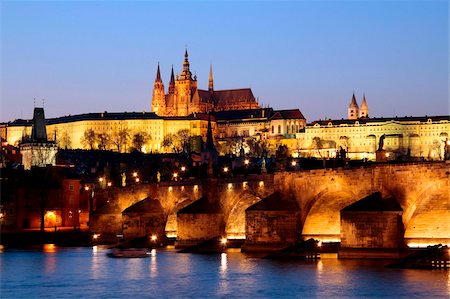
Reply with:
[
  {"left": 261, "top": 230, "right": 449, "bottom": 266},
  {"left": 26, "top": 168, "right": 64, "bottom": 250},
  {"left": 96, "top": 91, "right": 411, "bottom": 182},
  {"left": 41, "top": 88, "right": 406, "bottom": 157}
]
[{"left": 0, "top": 246, "right": 448, "bottom": 298}]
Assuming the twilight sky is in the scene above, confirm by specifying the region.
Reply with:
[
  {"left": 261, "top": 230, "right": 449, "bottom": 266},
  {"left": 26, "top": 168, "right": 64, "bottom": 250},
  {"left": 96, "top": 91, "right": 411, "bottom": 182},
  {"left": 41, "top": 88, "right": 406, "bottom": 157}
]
[{"left": 1, "top": 1, "right": 448, "bottom": 123}]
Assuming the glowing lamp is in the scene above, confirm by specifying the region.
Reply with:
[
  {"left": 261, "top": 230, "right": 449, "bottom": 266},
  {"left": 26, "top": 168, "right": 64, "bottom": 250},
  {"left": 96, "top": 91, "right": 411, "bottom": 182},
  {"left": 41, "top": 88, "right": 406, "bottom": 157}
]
[
  {"left": 151, "top": 235, "right": 157, "bottom": 241},
  {"left": 221, "top": 238, "right": 227, "bottom": 245},
  {"left": 223, "top": 167, "right": 229, "bottom": 173}
]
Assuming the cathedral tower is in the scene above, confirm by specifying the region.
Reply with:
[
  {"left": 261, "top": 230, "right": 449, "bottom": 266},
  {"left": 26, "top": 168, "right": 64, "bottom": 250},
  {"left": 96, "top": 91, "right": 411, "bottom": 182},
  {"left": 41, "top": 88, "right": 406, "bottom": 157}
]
[
  {"left": 359, "top": 94, "right": 369, "bottom": 118},
  {"left": 208, "top": 64, "right": 214, "bottom": 93},
  {"left": 348, "top": 93, "right": 359, "bottom": 120},
  {"left": 151, "top": 63, "right": 166, "bottom": 115},
  {"left": 174, "top": 49, "right": 198, "bottom": 116}
]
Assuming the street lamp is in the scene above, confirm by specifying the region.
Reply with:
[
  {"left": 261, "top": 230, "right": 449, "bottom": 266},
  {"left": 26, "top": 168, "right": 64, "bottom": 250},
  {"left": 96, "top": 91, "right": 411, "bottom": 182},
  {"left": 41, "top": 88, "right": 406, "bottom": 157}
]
[
  {"left": 133, "top": 172, "right": 138, "bottom": 177},
  {"left": 181, "top": 166, "right": 186, "bottom": 172},
  {"left": 223, "top": 167, "right": 229, "bottom": 173},
  {"left": 244, "top": 159, "right": 249, "bottom": 165}
]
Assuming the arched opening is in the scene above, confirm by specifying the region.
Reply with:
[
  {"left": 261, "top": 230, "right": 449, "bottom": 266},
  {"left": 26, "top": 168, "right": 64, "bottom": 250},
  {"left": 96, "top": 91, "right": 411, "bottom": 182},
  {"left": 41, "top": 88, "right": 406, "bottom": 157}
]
[{"left": 302, "top": 190, "right": 356, "bottom": 242}]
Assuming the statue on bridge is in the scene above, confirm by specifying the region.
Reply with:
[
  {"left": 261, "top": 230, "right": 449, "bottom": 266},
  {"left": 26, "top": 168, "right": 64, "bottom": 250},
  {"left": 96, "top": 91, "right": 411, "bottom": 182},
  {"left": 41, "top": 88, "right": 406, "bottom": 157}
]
[{"left": 378, "top": 134, "right": 385, "bottom": 151}]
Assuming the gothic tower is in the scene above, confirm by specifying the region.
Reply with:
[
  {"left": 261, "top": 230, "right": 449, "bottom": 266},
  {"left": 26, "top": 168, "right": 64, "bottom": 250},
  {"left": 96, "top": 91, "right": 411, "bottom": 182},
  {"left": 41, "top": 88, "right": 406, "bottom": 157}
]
[
  {"left": 174, "top": 49, "right": 198, "bottom": 116},
  {"left": 208, "top": 64, "right": 214, "bottom": 93},
  {"left": 348, "top": 93, "right": 359, "bottom": 120},
  {"left": 151, "top": 63, "right": 166, "bottom": 115},
  {"left": 359, "top": 94, "right": 369, "bottom": 118}
]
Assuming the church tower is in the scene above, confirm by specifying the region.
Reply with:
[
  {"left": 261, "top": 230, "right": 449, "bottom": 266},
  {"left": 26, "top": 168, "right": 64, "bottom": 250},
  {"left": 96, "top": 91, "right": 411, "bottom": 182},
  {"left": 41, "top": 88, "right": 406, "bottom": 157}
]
[
  {"left": 151, "top": 63, "right": 166, "bottom": 115},
  {"left": 359, "top": 94, "right": 369, "bottom": 118},
  {"left": 348, "top": 93, "right": 359, "bottom": 120},
  {"left": 208, "top": 64, "right": 214, "bottom": 93},
  {"left": 175, "top": 49, "right": 198, "bottom": 116}
]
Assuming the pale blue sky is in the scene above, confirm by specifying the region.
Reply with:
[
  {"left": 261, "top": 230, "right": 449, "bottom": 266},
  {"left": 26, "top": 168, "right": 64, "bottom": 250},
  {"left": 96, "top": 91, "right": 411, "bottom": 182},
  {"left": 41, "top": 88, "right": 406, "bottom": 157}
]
[{"left": 1, "top": 0, "right": 448, "bottom": 122}]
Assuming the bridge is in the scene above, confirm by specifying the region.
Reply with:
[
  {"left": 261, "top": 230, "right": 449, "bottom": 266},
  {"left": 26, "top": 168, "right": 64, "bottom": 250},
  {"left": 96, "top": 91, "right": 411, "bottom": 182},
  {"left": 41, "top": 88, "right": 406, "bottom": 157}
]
[{"left": 91, "top": 162, "right": 450, "bottom": 248}]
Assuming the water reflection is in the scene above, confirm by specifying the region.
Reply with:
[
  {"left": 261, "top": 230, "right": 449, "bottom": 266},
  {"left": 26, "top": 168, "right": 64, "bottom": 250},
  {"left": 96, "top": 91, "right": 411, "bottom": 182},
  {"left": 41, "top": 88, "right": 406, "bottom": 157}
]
[
  {"left": 217, "top": 252, "right": 229, "bottom": 296},
  {"left": 149, "top": 249, "right": 157, "bottom": 278},
  {"left": 42, "top": 244, "right": 56, "bottom": 253},
  {"left": 1, "top": 247, "right": 448, "bottom": 298}
]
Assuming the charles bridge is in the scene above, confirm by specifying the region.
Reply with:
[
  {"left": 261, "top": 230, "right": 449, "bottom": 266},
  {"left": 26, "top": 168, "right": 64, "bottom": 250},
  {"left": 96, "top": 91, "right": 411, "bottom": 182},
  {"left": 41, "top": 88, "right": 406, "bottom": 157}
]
[{"left": 91, "top": 162, "right": 450, "bottom": 252}]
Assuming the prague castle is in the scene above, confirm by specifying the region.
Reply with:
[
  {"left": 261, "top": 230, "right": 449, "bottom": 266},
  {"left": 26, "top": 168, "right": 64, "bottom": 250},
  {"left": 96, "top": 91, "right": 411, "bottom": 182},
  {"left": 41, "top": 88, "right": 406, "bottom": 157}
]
[
  {"left": 0, "top": 50, "right": 449, "bottom": 162},
  {"left": 152, "top": 50, "right": 259, "bottom": 116}
]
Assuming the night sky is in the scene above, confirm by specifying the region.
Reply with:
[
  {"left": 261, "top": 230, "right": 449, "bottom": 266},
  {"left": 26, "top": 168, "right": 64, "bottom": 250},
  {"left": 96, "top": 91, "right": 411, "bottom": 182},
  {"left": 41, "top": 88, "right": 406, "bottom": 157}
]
[{"left": 1, "top": 1, "right": 448, "bottom": 122}]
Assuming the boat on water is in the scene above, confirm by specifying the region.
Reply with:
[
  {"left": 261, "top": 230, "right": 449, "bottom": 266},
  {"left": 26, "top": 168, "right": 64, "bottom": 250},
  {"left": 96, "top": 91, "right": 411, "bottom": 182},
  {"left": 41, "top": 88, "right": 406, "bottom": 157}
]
[{"left": 107, "top": 248, "right": 149, "bottom": 258}]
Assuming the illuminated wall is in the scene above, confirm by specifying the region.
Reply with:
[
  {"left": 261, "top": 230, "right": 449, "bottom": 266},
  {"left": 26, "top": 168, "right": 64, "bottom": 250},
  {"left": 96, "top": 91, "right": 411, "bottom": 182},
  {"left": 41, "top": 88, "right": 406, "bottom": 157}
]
[{"left": 296, "top": 117, "right": 450, "bottom": 160}]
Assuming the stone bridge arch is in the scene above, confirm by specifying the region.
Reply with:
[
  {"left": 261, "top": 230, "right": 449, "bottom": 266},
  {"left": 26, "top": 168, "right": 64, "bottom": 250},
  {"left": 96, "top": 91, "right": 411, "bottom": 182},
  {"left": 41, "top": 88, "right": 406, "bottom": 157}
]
[
  {"left": 301, "top": 188, "right": 358, "bottom": 241},
  {"left": 403, "top": 178, "right": 450, "bottom": 245},
  {"left": 224, "top": 191, "right": 262, "bottom": 239},
  {"left": 159, "top": 186, "right": 202, "bottom": 238}
]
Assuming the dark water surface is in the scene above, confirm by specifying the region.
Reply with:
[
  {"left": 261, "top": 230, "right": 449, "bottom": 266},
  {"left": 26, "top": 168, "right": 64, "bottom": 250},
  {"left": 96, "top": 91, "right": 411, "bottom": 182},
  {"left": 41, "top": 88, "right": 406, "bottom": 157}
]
[{"left": 0, "top": 245, "right": 448, "bottom": 298}]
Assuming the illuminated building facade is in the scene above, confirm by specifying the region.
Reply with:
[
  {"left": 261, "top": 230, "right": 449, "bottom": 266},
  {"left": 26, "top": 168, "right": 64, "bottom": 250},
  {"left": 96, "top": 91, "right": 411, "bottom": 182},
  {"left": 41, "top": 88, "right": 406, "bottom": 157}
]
[
  {"left": 152, "top": 50, "right": 260, "bottom": 116},
  {"left": 296, "top": 115, "right": 450, "bottom": 161}
]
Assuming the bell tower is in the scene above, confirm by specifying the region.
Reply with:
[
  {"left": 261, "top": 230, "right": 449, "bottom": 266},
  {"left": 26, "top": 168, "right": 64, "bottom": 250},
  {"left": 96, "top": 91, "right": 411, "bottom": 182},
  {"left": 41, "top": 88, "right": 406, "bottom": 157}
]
[
  {"left": 151, "top": 63, "right": 166, "bottom": 115},
  {"left": 175, "top": 49, "right": 197, "bottom": 116},
  {"left": 348, "top": 93, "right": 359, "bottom": 120},
  {"left": 359, "top": 94, "right": 369, "bottom": 118}
]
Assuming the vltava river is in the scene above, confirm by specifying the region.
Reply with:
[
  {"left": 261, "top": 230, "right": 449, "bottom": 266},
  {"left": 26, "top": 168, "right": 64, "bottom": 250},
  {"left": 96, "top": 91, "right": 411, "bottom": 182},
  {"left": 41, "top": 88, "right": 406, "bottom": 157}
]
[{"left": 0, "top": 245, "right": 448, "bottom": 298}]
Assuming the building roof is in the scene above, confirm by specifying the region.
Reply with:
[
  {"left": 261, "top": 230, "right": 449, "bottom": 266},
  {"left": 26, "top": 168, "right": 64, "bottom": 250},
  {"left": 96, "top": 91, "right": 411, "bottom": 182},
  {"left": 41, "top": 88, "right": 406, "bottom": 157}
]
[
  {"left": 309, "top": 115, "right": 450, "bottom": 126},
  {"left": 270, "top": 109, "right": 305, "bottom": 120},
  {"left": 214, "top": 88, "right": 256, "bottom": 105},
  {"left": 212, "top": 108, "right": 274, "bottom": 121},
  {"left": 341, "top": 192, "right": 402, "bottom": 212}
]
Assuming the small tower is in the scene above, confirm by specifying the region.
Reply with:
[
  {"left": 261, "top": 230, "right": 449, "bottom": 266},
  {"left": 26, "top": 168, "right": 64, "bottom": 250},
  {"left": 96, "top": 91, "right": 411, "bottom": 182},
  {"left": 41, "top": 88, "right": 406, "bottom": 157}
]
[
  {"left": 208, "top": 64, "right": 214, "bottom": 93},
  {"left": 151, "top": 63, "right": 166, "bottom": 115},
  {"left": 168, "top": 65, "right": 175, "bottom": 95},
  {"left": 359, "top": 94, "right": 369, "bottom": 118},
  {"left": 348, "top": 93, "right": 359, "bottom": 120}
]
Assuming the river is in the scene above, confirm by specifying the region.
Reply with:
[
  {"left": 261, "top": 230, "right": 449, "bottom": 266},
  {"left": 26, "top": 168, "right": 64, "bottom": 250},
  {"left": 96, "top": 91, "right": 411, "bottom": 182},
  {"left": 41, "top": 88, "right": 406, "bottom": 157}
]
[{"left": 0, "top": 245, "right": 448, "bottom": 298}]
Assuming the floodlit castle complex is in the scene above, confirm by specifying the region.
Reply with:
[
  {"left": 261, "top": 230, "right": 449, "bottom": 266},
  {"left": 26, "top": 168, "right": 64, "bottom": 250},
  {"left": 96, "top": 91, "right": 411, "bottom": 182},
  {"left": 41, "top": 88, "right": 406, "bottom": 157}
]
[{"left": 1, "top": 51, "right": 449, "bottom": 161}]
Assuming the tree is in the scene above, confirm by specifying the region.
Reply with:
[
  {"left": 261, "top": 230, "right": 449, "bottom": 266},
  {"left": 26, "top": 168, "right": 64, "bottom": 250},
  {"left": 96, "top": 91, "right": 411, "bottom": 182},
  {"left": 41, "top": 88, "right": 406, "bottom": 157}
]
[
  {"left": 132, "top": 132, "right": 150, "bottom": 152},
  {"left": 339, "top": 136, "right": 350, "bottom": 152},
  {"left": 312, "top": 137, "right": 324, "bottom": 158},
  {"left": 58, "top": 130, "right": 71, "bottom": 149},
  {"left": 161, "top": 133, "right": 181, "bottom": 153},
  {"left": 111, "top": 127, "right": 130, "bottom": 152},
  {"left": 81, "top": 129, "right": 96, "bottom": 150},
  {"left": 96, "top": 133, "right": 111, "bottom": 150},
  {"left": 177, "top": 129, "right": 191, "bottom": 153}
]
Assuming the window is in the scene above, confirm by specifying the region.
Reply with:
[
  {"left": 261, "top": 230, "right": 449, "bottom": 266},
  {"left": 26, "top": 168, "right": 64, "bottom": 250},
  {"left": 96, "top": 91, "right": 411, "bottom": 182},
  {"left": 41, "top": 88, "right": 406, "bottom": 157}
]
[
  {"left": 278, "top": 125, "right": 281, "bottom": 134},
  {"left": 271, "top": 126, "right": 274, "bottom": 134},
  {"left": 69, "top": 184, "right": 74, "bottom": 191}
]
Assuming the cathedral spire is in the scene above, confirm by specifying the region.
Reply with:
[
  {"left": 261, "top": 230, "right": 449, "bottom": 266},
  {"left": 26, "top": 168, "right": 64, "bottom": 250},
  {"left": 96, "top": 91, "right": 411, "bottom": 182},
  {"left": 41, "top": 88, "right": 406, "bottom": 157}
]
[
  {"left": 205, "top": 113, "right": 216, "bottom": 153},
  {"left": 169, "top": 64, "right": 175, "bottom": 94},
  {"left": 155, "top": 63, "right": 162, "bottom": 82},
  {"left": 181, "top": 49, "right": 192, "bottom": 80},
  {"left": 208, "top": 64, "right": 214, "bottom": 92},
  {"left": 359, "top": 93, "right": 369, "bottom": 118},
  {"left": 348, "top": 92, "right": 359, "bottom": 120}
]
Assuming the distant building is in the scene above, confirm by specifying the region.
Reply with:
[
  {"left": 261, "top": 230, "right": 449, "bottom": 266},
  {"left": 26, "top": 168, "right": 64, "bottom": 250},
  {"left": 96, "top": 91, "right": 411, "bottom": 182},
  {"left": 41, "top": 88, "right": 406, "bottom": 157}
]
[
  {"left": 297, "top": 115, "right": 449, "bottom": 161},
  {"left": 19, "top": 107, "right": 57, "bottom": 170},
  {"left": 152, "top": 50, "right": 260, "bottom": 116}
]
